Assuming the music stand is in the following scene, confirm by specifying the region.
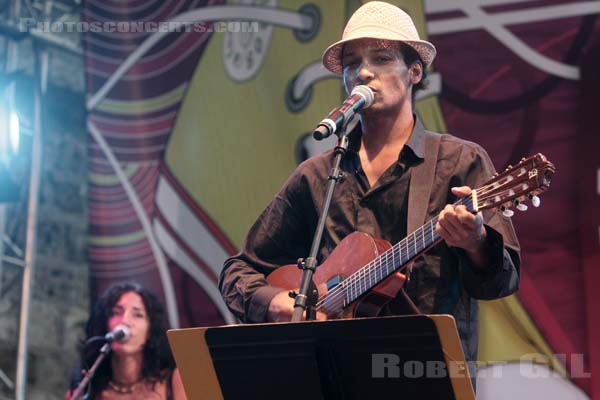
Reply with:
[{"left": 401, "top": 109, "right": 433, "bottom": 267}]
[{"left": 168, "top": 315, "right": 474, "bottom": 400}]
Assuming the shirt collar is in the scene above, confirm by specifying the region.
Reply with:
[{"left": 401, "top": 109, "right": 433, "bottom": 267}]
[
  {"left": 405, "top": 116, "right": 426, "bottom": 160},
  {"left": 347, "top": 114, "right": 426, "bottom": 161}
]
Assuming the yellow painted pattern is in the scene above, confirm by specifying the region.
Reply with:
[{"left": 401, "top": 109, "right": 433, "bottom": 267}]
[{"left": 479, "top": 296, "right": 567, "bottom": 377}]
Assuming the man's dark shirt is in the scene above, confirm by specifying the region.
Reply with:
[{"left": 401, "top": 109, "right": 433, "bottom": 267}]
[{"left": 219, "top": 118, "right": 521, "bottom": 365}]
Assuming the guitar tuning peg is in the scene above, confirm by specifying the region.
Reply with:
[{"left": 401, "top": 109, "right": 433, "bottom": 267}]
[
  {"left": 513, "top": 200, "right": 528, "bottom": 211},
  {"left": 530, "top": 195, "right": 541, "bottom": 207},
  {"left": 505, "top": 165, "right": 512, "bottom": 171},
  {"left": 502, "top": 208, "right": 515, "bottom": 217}
]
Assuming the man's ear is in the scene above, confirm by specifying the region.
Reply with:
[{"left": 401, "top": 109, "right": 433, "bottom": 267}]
[{"left": 409, "top": 62, "right": 423, "bottom": 84}]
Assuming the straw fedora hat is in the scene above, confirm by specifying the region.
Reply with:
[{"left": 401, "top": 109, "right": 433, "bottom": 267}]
[{"left": 322, "top": 1, "right": 436, "bottom": 75}]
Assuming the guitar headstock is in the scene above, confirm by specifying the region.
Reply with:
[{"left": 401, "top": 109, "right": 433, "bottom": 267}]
[{"left": 473, "top": 153, "right": 555, "bottom": 216}]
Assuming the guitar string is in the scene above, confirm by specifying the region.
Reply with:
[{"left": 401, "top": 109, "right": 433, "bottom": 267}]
[
  {"left": 314, "top": 180, "right": 524, "bottom": 312},
  {"left": 314, "top": 196, "right": 471, "bottom": 310},
  {"left": 472, "top": 170, "right": 530, "bottom": 200},
  {"left": 315, "top": 218, "right": 441, "bottom": 311},
  {"left": 316, "top": 192, "right": 474, "bottom": 310},
  {"left": 315, "top": 208, "right": 464, "bottom": 310},
  {"left": 314, "top": 190, "right": 486, "bottom": 312},
  {"left": 314, "top": 200, "right": 450, "bottom": 308},
  {"left": 316, "top": 217, "right": 460, "bottom": 311},
  {"left": 314, "top": 209, "right": 447, "bottom": 310},
  {"left": 318, "top": 181, "right": 531, "bottom": 312}
]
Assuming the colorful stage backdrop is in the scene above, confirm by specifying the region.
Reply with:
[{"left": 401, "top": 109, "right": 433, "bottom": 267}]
[{"left": 83, "top": 0, "right": 600, "bottom": 398}]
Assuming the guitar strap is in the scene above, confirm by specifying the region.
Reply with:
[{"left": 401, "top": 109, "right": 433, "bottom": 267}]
[{"left": 403, "top": 123, "right": 442, "bottom": 315}]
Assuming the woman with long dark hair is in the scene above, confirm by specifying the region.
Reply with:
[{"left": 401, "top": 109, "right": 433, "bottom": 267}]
[{"left": 66, "top": 282, "right": 187, "bottom": 399}]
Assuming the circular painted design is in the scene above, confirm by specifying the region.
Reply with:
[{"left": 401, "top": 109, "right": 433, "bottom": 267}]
[{"left": 222, "top": 0, "right": 277, "bottom": 82}]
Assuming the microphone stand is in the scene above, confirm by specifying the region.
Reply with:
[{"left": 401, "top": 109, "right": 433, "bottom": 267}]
[
  {"left": 71, "top": 342, "right": 111, "bottom": 400},
  {"left": 290, "top": 121, "right": 353, "bottom": 322}
]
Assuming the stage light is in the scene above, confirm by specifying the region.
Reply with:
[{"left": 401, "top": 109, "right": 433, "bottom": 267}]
[
  {"left": 0, "top": 98, "right": 21, "bottom": 202},
  {"left": 9, "top": 109, "right": 20, "bottom": 155},
  {"left": 0, "top": 102, "right": 21, "bottom": 163}
]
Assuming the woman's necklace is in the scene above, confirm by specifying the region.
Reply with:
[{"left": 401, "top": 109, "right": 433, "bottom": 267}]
[{"left": 108, "top": 379, "right": 142, "bottom": 394}]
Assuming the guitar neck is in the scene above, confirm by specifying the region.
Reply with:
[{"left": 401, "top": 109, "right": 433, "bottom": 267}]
[{"left": 339, "top": 195, "right": 474, "bottom": 306}]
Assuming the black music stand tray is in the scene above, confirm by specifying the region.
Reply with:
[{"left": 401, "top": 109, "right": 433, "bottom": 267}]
[{"left": 168, "top": 314, "right": 475, "bottom": 400}]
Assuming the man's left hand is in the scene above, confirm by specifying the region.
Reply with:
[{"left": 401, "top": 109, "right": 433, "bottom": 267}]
[{"left": 436, "top": 186, "right": 486, "bottom": 254}]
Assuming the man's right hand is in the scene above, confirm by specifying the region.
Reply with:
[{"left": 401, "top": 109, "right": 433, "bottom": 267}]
[{"left": 267, "top": 290, "right": 327, "bottom": 322}]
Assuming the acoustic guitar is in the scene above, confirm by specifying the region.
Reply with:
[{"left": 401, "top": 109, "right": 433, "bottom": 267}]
[{"left": 267, "top": 153, "right": 555, "bottom": 319}]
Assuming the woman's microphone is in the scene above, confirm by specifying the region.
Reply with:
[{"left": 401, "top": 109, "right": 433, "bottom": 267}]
[{"left": 105, "top": 325, "right": 131, "bottom": 342}]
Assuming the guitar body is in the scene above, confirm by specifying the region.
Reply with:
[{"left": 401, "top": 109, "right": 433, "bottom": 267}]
[{"left": 266, "top": 231, "right": 407, "bottom": 319}]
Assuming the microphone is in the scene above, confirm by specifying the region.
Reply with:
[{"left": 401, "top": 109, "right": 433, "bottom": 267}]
[
  {"left": 313, "top": 85, "right": 374, "bottom": 140},
  {"left": 105, "top": 325, "right": 131, "bottom": 343}
]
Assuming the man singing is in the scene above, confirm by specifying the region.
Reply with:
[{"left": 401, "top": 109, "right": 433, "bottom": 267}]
[{"left": 219, "top": 0, "right": 520, "bottom": 380}]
